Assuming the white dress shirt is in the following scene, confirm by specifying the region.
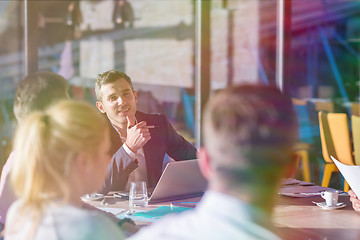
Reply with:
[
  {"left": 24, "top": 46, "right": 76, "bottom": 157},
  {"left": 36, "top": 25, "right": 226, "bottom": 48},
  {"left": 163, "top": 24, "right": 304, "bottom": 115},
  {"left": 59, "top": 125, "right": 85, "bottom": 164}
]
[
  {"left": 121, "top": 136, "right": 148, "bottom": 190},
  {"left": 129, "top": 190, "right": 281, "bottom": 240},
  {"left": 111, "top": 122, "right": 148, "bottom": 190}
]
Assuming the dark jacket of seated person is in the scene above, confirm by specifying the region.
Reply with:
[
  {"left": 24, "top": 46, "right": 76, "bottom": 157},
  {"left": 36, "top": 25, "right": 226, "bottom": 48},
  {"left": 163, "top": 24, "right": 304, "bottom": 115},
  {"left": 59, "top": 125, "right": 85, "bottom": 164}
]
[{"left": 101, "top": 111, "right": 197, "bottom": 194}]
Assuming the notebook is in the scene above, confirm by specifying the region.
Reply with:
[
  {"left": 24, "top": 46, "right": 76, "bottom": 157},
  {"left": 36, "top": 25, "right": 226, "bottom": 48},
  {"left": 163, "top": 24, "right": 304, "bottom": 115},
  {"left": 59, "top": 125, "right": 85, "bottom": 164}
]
[{"left": 148, "top": 159, "right": 208, "bottom": 203}]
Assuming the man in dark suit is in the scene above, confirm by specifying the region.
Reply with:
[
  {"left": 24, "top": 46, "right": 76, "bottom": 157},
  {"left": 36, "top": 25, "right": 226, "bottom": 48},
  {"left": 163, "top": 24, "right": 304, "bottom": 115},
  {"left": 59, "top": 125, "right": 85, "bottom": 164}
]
[{"left": 95, "top": 70, "right": 197, "bottom": 194}]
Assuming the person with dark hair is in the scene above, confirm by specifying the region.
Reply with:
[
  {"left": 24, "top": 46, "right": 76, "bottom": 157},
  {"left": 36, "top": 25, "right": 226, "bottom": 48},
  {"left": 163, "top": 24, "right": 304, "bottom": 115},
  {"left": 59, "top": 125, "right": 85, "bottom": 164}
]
[
  {"left": 0, "top": 72, "right": 69, "bottom": 226},
  {"left": 95, "top": 70, "right": 197, "bottom": 194},
  {"left": 13, "top": 72, "right": 69, "bottom": 122},
  {"left": 129, "top": 84, "right": 298, "bottom": 240}
]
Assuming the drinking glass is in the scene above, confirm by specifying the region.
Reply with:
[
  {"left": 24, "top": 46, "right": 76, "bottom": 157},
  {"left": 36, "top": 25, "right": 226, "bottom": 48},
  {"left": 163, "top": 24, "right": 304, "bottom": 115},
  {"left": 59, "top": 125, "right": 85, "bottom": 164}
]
[{"left": 129, "top": 181, "right": 148, "bottom": 208}]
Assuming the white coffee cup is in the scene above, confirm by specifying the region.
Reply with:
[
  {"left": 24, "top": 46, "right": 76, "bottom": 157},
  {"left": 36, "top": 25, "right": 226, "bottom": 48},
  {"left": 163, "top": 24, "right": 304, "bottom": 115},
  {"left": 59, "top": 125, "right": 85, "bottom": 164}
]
[
  {"left": 321, "top": 190, "right": 338, "bottom": 207},
  {"left": 129, "top": 181, "right": 148, "bottom": 208}
]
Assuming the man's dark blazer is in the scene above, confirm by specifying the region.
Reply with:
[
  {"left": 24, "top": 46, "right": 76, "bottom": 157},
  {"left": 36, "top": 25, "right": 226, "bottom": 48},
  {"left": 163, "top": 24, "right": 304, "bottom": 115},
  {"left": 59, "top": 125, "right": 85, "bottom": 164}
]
[{"left": 101, "top": 111, "right": 197, "bottom": 194}]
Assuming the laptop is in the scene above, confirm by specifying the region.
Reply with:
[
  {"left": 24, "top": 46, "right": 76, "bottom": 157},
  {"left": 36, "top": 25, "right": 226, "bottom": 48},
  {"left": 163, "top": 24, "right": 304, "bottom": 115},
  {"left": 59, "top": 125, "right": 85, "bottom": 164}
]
[{"left": 148, "top": 159, "right": 208, "bottom": 203}]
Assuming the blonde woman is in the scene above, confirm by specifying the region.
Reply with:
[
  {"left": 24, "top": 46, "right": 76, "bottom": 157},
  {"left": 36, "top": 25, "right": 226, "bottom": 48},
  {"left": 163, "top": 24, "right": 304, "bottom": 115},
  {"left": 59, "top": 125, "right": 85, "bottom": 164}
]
[{"left": 4, "top": 100, "right": 125, "bottom": 240}]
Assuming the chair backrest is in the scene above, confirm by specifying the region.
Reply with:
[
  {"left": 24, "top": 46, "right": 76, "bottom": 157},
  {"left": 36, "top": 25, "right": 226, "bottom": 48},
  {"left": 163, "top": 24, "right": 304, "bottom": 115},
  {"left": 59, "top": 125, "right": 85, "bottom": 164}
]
[
  {"left": 352, "top": 115, "right": 360, "bottom": 165},
  {"left": 320, "top": 112, "right": 354, "bottom": 165},
  {"left": 318, "top": 111, "right": 335, "bottom": 163}
]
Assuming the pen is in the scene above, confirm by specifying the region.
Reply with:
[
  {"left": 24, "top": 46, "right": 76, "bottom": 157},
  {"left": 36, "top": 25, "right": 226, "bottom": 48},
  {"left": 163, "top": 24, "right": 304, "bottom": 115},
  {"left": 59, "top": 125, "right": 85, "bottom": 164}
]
[{"left": 147, "top": 125, "right": 159, "bottom": 129}]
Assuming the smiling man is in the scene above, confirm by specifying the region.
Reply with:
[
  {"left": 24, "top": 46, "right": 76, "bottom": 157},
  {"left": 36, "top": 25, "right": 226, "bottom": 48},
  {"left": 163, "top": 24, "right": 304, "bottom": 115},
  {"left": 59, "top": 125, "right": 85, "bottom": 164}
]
[{"left": 95, "top": 70, "right": 197, "bottom": 193}]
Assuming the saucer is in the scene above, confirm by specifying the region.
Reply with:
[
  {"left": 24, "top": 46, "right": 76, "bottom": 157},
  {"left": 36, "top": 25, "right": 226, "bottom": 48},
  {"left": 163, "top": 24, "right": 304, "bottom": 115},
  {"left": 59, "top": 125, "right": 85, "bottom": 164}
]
[
  {"left": 81, "top": 193, "right": 105, "bottom": 202},
  {"left": 313, "top": 201, "right": 346, "bottom": 210}
]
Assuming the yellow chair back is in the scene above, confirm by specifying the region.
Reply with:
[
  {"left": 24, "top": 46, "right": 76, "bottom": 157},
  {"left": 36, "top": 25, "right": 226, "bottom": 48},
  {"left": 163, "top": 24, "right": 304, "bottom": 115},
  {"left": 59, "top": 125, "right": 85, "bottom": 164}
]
[
  {"left": 352, "top": 115, "right": 360, "bottom": 165},
  {"left": 319, "top": 111, "right": 353, "bottom": 191},
  {"left": 327, "top": 113, "right": 354, "bottom": 166},
  {"left": 318, "top": 111, "right": 335, "bottom": 164}
]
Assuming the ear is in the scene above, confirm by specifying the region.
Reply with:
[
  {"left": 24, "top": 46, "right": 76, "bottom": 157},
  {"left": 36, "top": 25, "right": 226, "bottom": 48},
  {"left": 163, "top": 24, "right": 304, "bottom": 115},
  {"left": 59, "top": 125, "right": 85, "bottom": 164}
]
[
  {"left": 96, "top": 101, "right": 106, "bottom": 114},
  {"left": 197, "top": 147, "right": 212, "bottom": 181},
  {"left": 133, "top": 90, "right": 138, "bottom": 104}
]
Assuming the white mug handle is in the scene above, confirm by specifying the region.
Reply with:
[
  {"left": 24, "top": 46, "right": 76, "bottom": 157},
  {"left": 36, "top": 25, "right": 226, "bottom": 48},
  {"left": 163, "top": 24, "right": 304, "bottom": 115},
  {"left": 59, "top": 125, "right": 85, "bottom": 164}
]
[{"left": 321, "top": 192, "right": 325, "bottom": 199}]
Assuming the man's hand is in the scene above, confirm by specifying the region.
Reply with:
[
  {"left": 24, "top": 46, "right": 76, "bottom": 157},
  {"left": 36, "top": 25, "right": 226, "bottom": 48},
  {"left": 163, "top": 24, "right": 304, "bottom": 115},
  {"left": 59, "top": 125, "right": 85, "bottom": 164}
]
[
  {"left": 348, "top": 189, "right": 360, "bottom": 212},
  {"left": 125, "top": 116, "right": 152, "bottom": 153}
]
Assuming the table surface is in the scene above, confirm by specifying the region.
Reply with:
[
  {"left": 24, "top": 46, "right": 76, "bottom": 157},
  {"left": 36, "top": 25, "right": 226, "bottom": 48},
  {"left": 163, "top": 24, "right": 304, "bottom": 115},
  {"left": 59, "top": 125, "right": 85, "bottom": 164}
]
[
  {"left": 273, "top": 194, "right": 360, "bottom": 239},
  {"left": 87, "top": 183, "right": 360, "bottom": 239}
]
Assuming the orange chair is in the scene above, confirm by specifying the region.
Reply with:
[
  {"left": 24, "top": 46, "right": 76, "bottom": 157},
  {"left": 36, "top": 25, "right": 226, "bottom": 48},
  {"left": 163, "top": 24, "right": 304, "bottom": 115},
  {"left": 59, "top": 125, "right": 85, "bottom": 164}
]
[
  {"left": 319, "top": 112, "right": 354, "bottom": 192},
  {"left": 352, "top": 115, "right": 360, "bottom": 165}
]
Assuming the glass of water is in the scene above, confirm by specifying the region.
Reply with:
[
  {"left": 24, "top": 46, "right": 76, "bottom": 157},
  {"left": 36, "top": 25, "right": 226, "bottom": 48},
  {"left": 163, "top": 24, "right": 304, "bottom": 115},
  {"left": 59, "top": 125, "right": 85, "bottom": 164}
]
[{"left": 129, "top": 181, "right": 148, "bottom": 210}]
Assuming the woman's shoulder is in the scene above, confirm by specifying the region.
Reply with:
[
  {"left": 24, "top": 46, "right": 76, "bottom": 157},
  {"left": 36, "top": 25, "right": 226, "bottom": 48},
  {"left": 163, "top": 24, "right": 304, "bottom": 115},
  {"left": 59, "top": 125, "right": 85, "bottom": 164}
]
[
  {"left": 5, "top": 199, "right": 24, "bottom": 223},
  {"left": 50, "top": 205, "right": 126, "bottom": 239},
  {"left": 6, "top": 203, "right": 125, "bottom": 240}
]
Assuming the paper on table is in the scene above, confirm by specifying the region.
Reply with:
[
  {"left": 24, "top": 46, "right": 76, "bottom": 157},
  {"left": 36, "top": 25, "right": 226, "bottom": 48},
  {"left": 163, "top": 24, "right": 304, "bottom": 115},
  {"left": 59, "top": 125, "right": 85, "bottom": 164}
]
[
  {"left": 97, "top": 207, "right": 126, "bottom": 216},
  {"left": 116, "top": 209, "right": 156, "bottom": 223},
  {"left": 281, "top": 178, "right": 302, "bottom": 186},
  {"left": 331, "top": 156, "right": 360, "bottom": 197},
  {"left": 279, "top": 185, "right": 330, "bottom": 198},
  {"left": 115, "top": 206, "right": 192, "bottom": 223}
]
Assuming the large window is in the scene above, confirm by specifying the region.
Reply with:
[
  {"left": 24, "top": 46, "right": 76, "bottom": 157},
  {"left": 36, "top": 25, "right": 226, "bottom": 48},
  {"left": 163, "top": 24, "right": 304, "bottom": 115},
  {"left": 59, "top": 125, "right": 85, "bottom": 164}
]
[
  {"left": 1, "top": 0, "right": 359, "bottom": 187},
  {"left": 0, "top": 1, "right": 23, "bottom": 166},
  {"left": 285, "top": 0, "right": 360, "bottom": 186},
  {"left": 0, "top": 0, "right": 280, "bottom": 167}
]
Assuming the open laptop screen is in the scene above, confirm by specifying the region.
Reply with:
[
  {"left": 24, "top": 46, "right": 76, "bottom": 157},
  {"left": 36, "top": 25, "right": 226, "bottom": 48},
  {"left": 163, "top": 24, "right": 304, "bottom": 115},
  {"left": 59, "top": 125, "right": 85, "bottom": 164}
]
[{"left": 148, "top": 159, "right": 208, "bottom": 203}]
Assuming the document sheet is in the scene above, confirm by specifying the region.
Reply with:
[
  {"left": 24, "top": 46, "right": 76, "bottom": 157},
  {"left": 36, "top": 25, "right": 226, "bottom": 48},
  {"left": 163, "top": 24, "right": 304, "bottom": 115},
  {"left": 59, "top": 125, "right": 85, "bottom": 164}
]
[{"left": 332, "top": 156, "right": 360, "bottom": 197}]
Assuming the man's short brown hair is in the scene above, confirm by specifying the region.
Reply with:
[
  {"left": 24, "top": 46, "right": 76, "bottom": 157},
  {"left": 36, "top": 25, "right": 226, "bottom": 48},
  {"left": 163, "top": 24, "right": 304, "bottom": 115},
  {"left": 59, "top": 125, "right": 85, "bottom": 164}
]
[
  {"left": 203, "top": 84, "right": 297, "bottom": 186},
  {"left": 95, "top": 70, "right": 134, "bottom": 101}
]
